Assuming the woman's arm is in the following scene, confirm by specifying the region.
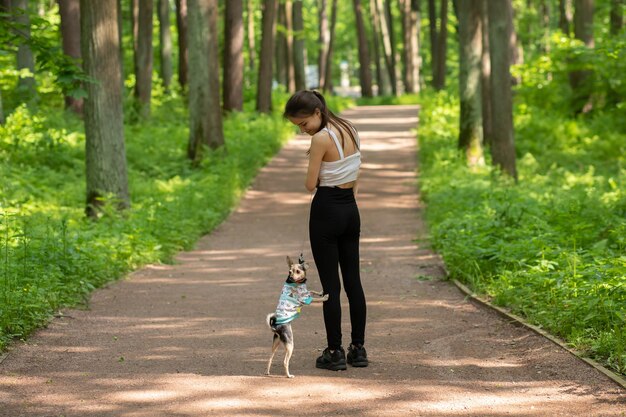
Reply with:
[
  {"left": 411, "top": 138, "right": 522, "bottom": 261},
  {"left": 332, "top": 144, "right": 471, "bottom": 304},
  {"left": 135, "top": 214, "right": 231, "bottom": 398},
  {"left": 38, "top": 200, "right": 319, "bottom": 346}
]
[{"left": 305, "top": 133, "right": 328, "bottom": 192}]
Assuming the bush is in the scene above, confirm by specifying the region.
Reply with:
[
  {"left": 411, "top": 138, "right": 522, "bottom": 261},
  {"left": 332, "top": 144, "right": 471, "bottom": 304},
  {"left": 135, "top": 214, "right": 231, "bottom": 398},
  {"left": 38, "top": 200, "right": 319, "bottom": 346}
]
[{"left": 418, "top": 89, "right": 626, "bottom": 376}]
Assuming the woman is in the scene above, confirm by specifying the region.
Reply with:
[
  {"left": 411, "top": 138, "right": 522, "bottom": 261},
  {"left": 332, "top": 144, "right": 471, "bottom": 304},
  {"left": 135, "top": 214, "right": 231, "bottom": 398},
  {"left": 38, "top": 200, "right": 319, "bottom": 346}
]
[{"left": 283, "top": 90, "right": 368, "bottom": 371}]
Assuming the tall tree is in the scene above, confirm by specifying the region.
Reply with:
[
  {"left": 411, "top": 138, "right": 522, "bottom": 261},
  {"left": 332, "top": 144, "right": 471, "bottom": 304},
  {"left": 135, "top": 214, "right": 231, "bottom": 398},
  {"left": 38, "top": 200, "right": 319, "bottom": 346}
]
[
  {"left": 187, "top": 0, "right": 224, "bottom": 161},
  {"left": 610, "top": 0, "right": 623, "bottom": 35},
  {"left": 80, "top": 0, "right": 130, "bottom": 217},
  {"left": 384, "top": 0, "right": 398, "bottom": 94},
  {"left": 247, "top": 0, "right": 256, "bottom": 73},
  {"left": 353, "top": 0, "right": 373, "bottom": 97},
  {"left": 570, "top": 0, "right": 594, "bottom": 112},
  {"left": 12, "top": 0, "right": 37, "bottom": 96},
  {"left": 275, "top": 1, "right": 294, "bottom": 92},
  {"left": 284, "top": 0, "right": 295, "bottom": 92},
  {"left": 158, "top": 0, "right": 173, "bottom": 91},
  {"left": 0, "top": 89, "right": 4, "bottom": 124},
  {"left": 370, "top": 0, "right": 388, "bottom": 95},
  {"left": 433, "top": 0, "right": 448, "bottom": 90},
  {"left": 458, "top": 0, "right": 484, "bottom": 167},
  {"left": 293, "top": 0, "right": 306, "bottom": 90},
  {"left": 318, "top": 0, "right": 329, "bottom": 89},
  {"left": 275, "top": 3, "right": 286, "bottom": 85},
  {"left": 427, "top": 0, "right": 438, "bottom": 85},
  {"left": 559, "top": 0, "right": 572, "bottom": 34},
  {"left": 134, "top": 0, "right": 153, "bottom": 119},
  {"left": 256, "top": 0, "right": 277, "bottom": 113},
  {"left": 487, "top": 0, "right": 517, "bottom": 180},
  {"left": 224, "top": 0, "right": 244, "bottom": 111},
  {"left": 400, "top": 0, "right": 421, "bottom": 93},
  {"left": 175, "top": 0, "right": 188, "bottom": 89},
  {"left": 58, "top": 0, "right": 83, "bottom": 114},
  {"left": 322, "top": 0, "right": 337, "bottom": 93},
  {"left": 480, "top": 0, "right": 492, "bottom": 147},
  {"left": 375, "top": 0, "right": 397, "bottom": 95}
]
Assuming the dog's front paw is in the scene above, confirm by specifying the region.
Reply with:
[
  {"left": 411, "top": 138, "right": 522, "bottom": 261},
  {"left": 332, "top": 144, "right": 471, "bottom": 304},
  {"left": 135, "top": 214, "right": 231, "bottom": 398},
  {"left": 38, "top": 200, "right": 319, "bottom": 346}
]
[
  {"left": 287, "top": 373, "right": 295, "bottom": 378},
  {"left": 321, "top": 294, "right": 329, "bottom": 301}
]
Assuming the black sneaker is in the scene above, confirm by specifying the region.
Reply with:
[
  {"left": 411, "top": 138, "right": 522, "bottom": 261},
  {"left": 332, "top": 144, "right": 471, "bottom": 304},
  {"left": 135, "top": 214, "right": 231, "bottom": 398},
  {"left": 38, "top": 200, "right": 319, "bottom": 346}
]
[
  {"left": 347, "top": 344, "right": 368, "bottom": 367},
  {"left": 316, "top": 347, "right": 347, "bottom": 371}
]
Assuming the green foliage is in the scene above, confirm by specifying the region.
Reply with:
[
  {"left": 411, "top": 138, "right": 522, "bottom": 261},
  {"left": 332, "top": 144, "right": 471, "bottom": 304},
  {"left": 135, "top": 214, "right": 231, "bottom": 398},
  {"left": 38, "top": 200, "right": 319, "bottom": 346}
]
[
  {"left": 0, "top": 96, "right": 293, "bottom": 350},
  {"left": 357, "top": 94, "right": 420, "bottom": 106},
  {"left": 418, "top": 89, "right": 626, "bottom": 376},
  {"left": 0, "top": 6, "right": 89, "bottom": 107}
]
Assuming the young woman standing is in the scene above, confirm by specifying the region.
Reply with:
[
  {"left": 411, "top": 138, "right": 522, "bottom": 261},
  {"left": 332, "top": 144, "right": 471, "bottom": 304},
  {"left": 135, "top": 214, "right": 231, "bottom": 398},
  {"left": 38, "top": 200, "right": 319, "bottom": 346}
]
[{"left": 284, "top": 90, "right": 368, "bottom": 371}]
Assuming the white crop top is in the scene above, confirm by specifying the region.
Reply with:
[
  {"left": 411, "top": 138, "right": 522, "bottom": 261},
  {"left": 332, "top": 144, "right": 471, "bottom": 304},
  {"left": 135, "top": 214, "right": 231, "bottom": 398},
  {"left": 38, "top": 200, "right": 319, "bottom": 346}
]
[{"left": 318, "top": 127, "right": 361, "bottom": 187}]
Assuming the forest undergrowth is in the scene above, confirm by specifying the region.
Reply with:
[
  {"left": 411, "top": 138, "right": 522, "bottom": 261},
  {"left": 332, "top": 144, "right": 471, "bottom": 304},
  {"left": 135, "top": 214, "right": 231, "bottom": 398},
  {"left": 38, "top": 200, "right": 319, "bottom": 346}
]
[{"left": 417, "top": 36, "right": 626, "bottom": 376}]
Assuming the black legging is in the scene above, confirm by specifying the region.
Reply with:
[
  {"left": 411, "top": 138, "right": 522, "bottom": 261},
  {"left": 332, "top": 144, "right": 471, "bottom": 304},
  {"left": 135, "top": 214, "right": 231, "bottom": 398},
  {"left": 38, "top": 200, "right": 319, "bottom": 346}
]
[{"left": 309, "top": 186, "right": 366, "bottom": 350}]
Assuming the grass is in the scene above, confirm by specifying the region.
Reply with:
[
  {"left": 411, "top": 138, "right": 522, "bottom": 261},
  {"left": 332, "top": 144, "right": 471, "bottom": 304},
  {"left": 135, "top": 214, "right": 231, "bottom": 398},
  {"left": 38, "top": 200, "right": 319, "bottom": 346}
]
[
  {"left": 417, "top": 89, "right": 626, "bottom": 376},
  {"left": 0, "top": 88, "right": 299, "bottom": 350}
]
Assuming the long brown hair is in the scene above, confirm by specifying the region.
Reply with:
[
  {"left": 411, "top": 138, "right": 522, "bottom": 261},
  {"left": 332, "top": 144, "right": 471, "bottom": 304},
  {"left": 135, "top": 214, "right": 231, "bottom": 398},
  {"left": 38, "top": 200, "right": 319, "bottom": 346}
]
[{"left": 283, "top": 90, "right": 359, "bottom": 152}]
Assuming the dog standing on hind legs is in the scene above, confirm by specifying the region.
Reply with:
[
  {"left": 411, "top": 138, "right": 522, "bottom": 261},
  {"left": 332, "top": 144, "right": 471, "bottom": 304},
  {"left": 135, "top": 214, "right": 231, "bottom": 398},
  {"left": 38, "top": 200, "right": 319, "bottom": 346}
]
[{"left": 266, "top": 255, "right": 327, "bottom": 378}]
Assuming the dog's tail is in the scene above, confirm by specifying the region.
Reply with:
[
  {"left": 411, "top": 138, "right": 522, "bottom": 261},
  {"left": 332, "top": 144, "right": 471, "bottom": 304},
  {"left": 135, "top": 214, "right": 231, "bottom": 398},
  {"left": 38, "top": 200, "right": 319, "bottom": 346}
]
[{"left": 266, "top": 313, "right": 278, "bottom": 331}]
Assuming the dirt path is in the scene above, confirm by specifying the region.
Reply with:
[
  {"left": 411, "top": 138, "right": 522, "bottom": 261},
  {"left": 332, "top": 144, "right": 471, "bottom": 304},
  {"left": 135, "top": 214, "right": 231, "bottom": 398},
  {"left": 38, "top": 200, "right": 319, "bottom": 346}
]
[{"left": 1, "top": 105, "right": 624, "bottom": 417}]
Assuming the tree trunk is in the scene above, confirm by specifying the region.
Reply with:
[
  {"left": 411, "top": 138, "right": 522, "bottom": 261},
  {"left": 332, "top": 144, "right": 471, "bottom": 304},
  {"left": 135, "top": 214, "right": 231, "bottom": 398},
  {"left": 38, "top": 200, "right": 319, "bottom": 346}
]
[
  {"left": 322, "top": 0, "right": 337, "bottom": 93},
  {"left": 428, "top": 0, "right": 438, "bottom": 86},
  {"left": 224, "top": 0, "right": 244, "bottom": 111},
  {"left": 131, "top": 0, "right": 139, "bottom": 56},
  {"left": 256, "top": 0, "right": 277, "bottom": 113},
  {"left": 458, "top": 0, "right": 484, "bottom": 167},
  {"left": 275, "top": 1, "right": 295, "bottom": 92},
  {"left": 480, "top": 0, "right": 492, "bottom": 147},
  {"left": 370, "top": 0, "right": 387, "bottom": 95},
  {"left": 400, "top": 0, "right": 421, "bottom": 93},
  {"left": 0, "top": 89, "right": 4, "bottom": 125},
  {"left": 570, "top": 0, "right": 594, "bottom": 112},
  {"left": 610, "top": 0, "right": 623, "bottom": 35},
  {"left": 175, "top": 0, "right": 188, "bottom": 89},
  {"left": 187, "top": 0, "right": 224, "bottom": 162},
  {"left": 559, "top": 0, "right": 572, "bottom": 34},
  {"left": 508, "top": 1, "right": 523, "bottom": 84},
  {"left": 411, "top": 0, "right": 421, "bottom": 92},
  {"left": 247, "top": 0, "right": 256, "bottom": 73},
  {"left": 58, "top": 0, "right": 83, "bottom": 114},
  {"left": 433, "top": 0, "right": 448, "bottom": 90},
  {"left": 353, "top": 0, "right": 373, "bottom": 97},
  {"left": 318, "top": 0, "right": 329, "bottom": 89},
  {"left": 487, "top": 0, "right": 517, "bottom": 180},
  {"left": 117, "top": 0, "right": 124, "bottom": 84},
  {"left": 376, "top": 0, "right": 397, "bottom": 95},
  {"left": 134, "top": 0, "right": 153, "bottom": 119},
  {"left": 80, "top": 0, "right": 130, "bottom": 217},
  {"left": 275, "top": 4, "right": 286, "bottom": 87},
  {"left": 12, "top": 0, "right": 37, "bottom": 96},
  {"left": 158, "top": 0, "right": 173, "bottom": 91},
  {"left": 284, "top": 0, "right": 295, "bottom": 92},
  {"left": 293, "top": 0, "right": 306, "bottom": 90},
  {"left": 384, "top": 0, "right": 398, "bottom": 95}
]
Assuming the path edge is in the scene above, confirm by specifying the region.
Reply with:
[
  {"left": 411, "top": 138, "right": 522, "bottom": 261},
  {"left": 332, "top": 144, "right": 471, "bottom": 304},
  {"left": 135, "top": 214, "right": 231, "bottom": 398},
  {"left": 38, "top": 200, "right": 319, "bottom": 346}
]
[{"left": 450, "top": 278, "right": 626, "bottom": 390}]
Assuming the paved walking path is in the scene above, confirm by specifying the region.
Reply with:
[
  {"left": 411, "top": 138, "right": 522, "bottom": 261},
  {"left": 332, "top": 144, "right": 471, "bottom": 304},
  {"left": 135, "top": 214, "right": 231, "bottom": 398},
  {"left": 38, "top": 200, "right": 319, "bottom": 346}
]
[{"left": 1, "top": 106, "right": 624, "bottom": 416}]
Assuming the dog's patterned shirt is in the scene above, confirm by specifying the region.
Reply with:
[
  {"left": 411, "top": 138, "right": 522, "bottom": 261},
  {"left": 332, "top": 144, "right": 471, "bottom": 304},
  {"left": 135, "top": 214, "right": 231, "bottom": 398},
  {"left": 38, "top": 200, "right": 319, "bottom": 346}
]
[{"left": 274, "top": 282, "right": 313, "bottom": 325}]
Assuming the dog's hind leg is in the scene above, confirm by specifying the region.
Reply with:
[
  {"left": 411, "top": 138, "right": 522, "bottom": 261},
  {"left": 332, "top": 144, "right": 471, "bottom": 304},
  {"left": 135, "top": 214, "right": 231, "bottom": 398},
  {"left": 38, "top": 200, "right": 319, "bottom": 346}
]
[
  {"left": 266, "top": 334, "right": 281, "bottom": 376},
  {"left": 284, "top": 341, "right": 294, "bottom": 378}
]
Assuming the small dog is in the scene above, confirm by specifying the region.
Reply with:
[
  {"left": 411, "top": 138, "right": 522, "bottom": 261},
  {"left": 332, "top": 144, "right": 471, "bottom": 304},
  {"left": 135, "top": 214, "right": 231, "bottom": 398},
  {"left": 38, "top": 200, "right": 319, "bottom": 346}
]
[{"left": 266, "top": 255, "right": 327, "bottom": 378}]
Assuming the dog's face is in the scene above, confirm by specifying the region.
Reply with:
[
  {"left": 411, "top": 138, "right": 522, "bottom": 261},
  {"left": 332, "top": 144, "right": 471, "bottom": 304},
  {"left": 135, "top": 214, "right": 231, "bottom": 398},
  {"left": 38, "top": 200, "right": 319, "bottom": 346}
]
[{"left": 286, "top": 256, "right": 309, "bottom": 283}]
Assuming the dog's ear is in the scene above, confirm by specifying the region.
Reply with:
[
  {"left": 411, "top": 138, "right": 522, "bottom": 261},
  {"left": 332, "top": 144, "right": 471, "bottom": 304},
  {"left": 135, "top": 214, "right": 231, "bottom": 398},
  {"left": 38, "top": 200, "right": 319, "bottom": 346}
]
[
  {"left": 286, "top": 256, "right": 293, "bottom": 267},
  {"left": 302, "top": 262, "right": 309, "bottom": 270}
]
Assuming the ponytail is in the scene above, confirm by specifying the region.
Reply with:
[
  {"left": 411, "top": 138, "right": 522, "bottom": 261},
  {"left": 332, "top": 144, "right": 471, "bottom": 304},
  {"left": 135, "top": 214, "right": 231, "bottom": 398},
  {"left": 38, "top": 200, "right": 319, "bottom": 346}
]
[{"left": 284, "top": 90, "right": 359, "bottom": 151}]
